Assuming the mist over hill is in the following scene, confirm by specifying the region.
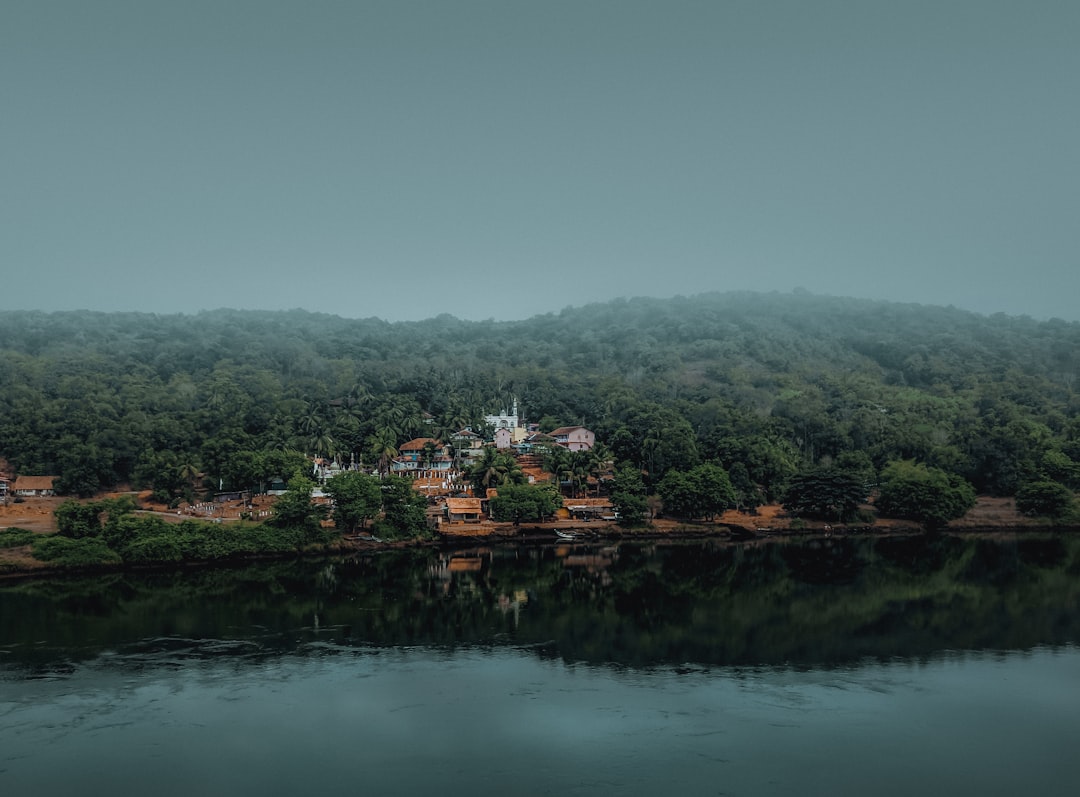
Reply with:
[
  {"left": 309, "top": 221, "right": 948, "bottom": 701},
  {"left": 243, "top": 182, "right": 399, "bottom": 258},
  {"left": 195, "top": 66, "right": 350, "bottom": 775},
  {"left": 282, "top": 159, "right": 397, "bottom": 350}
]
[{"left": 1, "top": 291, "right": 1078, "bottom": 503}]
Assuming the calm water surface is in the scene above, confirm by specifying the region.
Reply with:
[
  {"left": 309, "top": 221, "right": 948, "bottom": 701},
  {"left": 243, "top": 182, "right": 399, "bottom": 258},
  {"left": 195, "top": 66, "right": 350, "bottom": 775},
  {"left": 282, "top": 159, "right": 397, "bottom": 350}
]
[{"left": 2, "top": 535, "right": 1079, "bottom": 796}]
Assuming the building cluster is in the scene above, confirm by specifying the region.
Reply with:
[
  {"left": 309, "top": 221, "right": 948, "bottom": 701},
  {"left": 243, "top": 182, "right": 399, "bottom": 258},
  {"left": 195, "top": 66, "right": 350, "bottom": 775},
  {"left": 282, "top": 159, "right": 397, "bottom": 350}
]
[{"left": 2, "top": 399, "right": 613, "bottom": 531}]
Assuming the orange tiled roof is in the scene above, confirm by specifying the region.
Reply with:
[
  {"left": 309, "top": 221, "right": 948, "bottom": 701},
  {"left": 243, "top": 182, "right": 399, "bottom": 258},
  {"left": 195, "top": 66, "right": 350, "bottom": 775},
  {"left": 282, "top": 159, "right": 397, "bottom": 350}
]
[
  {"left": 446, "top": 498, "right": 482, "bottom": 513},
  {"left": 399, "top": 437, "right": 441, "bottom": 451},
  {"left": 13, "top": 475, "right": 56, "bottom": 491}
]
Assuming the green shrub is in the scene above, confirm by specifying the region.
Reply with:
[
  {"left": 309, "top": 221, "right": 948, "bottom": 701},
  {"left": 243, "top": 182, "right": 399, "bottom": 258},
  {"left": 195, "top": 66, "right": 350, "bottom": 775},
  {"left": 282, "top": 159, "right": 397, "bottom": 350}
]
[
  {"left": 0, "top": 528, "right": 37, "bottom": 548},
  {"left": 1016, "top": 480, "right": 1075, "bottom": 518},
  {"left": 31, "top": 535, "right": 122, "bottom": 568}
]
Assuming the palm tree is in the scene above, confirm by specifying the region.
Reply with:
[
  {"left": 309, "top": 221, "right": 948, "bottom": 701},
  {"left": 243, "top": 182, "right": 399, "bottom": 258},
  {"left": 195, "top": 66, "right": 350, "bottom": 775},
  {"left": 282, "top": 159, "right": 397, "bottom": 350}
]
[
  {"left": 311, "top": 431, "right": 338, "bottom": 459},
  {"left": 466, "top": 448, "right": 524, "bottom": 494},
  {"left": 587, "top": 443, "right": 613, "bottom": 496},
  {"left": 543, "top": 446, "right": 573, "bottom": 495},
  {"left": 367, "top": 429, "right": 399, "bottom": 478},
  {"left": 569, "top": 450, "right": 592, "bottom": 498},
  {"left": 298, "top": 402, "right": 325, "bottom": 437}
]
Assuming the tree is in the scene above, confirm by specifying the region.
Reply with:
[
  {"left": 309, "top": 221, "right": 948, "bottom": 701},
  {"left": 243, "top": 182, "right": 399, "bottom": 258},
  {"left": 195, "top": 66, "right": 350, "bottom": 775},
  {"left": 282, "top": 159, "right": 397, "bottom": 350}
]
[
  {"left": 688, "top": 463, "right": 737, "bottom": 521},
  {"left": 610, "top": 463, "right": 649, "bottom": 526},
  {"left": 1015, "top": 480, "right": 1075, "bottom": 519},
  {"left": 542, "top": 446, "right": 573, "bottom": 494},
  {"left": 367, "top": 429, "right": 399, "bottom": 477},
  {"left": 467, "top": 448, "right": 523, "bottom": 494},
  {"left": 488, "top": 483, "right": 561, "bottom": 524},
  {"left": 783, "top": 468, "right": 867, "bottom": 523},
  {"left": 658, "top": 463, "right": 736, "bottom": 521},
  {"left": 324, "top": 471, "right": 383, "bottom": 533},
  {"left": 658, "top": 469, "right": 696, "bottom": 519},
  {"left": 378, "top": 475, "right": 429, "bottom": 538},
  {"left": 270, "top": 474, "right": 328, "bottom": 537},
  {"left": 55, "top": 501, "right": 105, "bottom": 539},
  {"left": 875, "top": 460, "right": 976, "bottom": 528}
]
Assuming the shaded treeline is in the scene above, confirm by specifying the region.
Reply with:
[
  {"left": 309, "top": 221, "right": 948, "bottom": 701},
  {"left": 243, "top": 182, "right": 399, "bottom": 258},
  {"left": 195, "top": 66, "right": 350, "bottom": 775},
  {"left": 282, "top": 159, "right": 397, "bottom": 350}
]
[{"left": 1, "top": 292, "right": 1078, "bottom": 500}]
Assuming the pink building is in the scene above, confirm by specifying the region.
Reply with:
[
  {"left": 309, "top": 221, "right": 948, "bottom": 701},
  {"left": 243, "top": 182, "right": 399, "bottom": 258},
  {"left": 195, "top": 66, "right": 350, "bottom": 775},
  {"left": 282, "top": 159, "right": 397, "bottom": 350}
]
[{"left": 549, "top": 426, "right": 595, "bottom": 452}]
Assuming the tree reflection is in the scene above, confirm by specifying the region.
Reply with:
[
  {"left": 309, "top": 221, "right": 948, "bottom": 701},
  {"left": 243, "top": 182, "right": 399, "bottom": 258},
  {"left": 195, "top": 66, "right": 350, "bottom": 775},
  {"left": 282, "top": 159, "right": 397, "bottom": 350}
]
[{"left": 2, "top": 534, "right": 1079, "bottom": 673}]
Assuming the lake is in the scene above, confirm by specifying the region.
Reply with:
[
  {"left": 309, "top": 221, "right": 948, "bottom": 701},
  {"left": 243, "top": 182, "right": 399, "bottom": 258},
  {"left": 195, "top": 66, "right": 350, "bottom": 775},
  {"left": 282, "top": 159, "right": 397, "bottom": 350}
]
[{"left": 2, "top": 534, "right": 1079, "bottom": 796}]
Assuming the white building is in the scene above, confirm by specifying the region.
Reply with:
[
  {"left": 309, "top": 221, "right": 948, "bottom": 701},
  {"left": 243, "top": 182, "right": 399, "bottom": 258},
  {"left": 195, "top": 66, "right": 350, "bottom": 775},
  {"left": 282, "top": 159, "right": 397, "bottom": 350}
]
[{"left": 485, "top": 398, "right": 520, "bottom": 431}]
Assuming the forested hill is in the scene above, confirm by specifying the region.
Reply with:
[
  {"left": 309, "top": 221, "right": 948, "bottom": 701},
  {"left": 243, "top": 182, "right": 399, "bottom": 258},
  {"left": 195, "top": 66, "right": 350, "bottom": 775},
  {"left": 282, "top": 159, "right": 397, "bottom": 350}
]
[{"left": 1, "top": 291, "right": 1078, "bottom": 502}]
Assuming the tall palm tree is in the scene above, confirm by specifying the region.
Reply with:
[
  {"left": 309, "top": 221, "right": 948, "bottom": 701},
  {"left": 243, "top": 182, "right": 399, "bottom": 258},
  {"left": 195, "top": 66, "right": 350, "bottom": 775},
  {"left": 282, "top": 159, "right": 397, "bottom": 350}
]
[
  {"left": 367, "top": 429, "right": 399, "bottom": 478},
  {"left": 569, "top": 450, "right": 592, "bottom": 498},
  {"left": 311, "top": 431, "right": 337, "bottom": 460},
  {"left": 587, "top": 442, "right": 613, "bottom": 496},
  {"left": 543, "top": 446, "right": 573, "bottom": 495}
]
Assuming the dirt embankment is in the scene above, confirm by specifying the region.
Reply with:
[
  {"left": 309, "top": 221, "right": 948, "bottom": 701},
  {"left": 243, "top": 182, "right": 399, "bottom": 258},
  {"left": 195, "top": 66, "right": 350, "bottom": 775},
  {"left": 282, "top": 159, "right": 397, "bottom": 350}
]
[
  {"left": 0, "top": 493, "right": 1064, "bottom": 575},
  {"left": 0, "top": 497, "right": 63, "bottom": 534},
  {"left": 0, "top": 494, "right": 1047, "bottom": 539}
]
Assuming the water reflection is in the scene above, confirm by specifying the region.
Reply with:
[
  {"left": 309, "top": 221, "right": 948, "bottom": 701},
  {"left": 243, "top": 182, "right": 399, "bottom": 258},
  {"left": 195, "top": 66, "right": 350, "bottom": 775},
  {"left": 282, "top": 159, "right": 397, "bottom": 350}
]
[
  {"left": 2, "top": 534, "right": 1079, "bottom": 675},
  {"left": 3, "top": 535, "right": 1080, "bottom": 795}
]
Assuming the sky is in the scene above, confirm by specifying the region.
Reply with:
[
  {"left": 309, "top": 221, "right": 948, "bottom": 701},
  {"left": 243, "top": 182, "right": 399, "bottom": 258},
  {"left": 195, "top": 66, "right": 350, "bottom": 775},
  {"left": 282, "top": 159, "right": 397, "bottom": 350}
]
[{"left": 2, "top": 0, "right": 1078, "bottom": 323}]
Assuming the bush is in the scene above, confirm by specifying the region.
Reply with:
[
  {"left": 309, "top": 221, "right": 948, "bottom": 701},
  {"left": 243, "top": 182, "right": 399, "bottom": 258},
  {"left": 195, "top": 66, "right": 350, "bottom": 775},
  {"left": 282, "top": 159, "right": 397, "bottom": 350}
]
[
  {"left": 31, "top": 536, "right": 122, "bottom": 568},
  {"left": 0, "top": 528, "right": 37, "bottom": 548},
  {"left": 1016, "top": 480, "right": 1075, "bottom": 518},
  {"left": 876, "top": 461, "right": 976, "bottom": 528}
]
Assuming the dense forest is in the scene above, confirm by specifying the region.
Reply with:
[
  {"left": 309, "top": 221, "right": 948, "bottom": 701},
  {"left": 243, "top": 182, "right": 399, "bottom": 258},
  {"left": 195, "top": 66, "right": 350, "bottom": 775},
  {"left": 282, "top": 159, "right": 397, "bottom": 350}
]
[{"left": 1, "top": 291, "right": 1078, "bottom": 518}]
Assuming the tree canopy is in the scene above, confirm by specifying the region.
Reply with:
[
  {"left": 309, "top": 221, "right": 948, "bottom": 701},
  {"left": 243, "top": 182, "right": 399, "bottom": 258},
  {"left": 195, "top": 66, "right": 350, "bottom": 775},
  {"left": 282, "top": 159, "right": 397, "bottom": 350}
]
[{"left": 0, "top": 293, "right": 1077, "bottom": 508}]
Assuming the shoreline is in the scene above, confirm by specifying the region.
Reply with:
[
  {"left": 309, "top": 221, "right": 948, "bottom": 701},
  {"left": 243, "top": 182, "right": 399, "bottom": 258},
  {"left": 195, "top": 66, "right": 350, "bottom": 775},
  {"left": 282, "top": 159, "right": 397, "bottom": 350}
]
[{"left": 4, "top": 520, "right": 1078, "bottom": 582}]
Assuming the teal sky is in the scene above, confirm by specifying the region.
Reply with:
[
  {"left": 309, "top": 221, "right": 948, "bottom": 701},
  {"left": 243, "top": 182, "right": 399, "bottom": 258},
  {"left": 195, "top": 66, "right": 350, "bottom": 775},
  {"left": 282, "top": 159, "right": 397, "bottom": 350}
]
[{"left": 3, "top": 1, "right": 1078, "bottom": 322}]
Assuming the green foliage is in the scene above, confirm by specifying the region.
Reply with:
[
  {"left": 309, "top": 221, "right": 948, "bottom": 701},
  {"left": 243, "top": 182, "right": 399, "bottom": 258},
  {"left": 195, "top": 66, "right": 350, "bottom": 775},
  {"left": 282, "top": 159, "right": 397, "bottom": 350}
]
[
  {"left": 2, "top": 295, "right": 1080, "bottom": 511},
  {"left": 269, "top": 474, "right": 328, "bottom": 537},
  {"left": 1015, "top": 480, "right": 1075, "bottom": 518},
  {"left": 324, "top": 471, "right": 383, "bottom": 533},
  {"left": 783, "top": 468, "right": 867, "bottom": 522},
  {"left": 489, "top": 483, "right": 562, "bottom": 524},
  {"left": 0, "top": 528, "right": 36, "bottom": 548},
  {"left": 611, "top": 463, "right": 649, "bottom": 526},
  {"left": 467, "top": 448, "right": 525, "bottom": 493},
  {"left": 55, "top": 497, "right": 137, "bottom": 539},
  {"left": 875, "top": 460, "right": 977, "bottom": 528},
  {"left": 55, "top": 501, "right": 104, "bottom": 538},
  {"left": 658, "top": 463, "right": 737, "bottom": 521},
  {"left": 379, "top": 475, "right": 430, "bottom": 539},
  {"left": 31, "top": 535, "right": 122, "bottom": 568}
]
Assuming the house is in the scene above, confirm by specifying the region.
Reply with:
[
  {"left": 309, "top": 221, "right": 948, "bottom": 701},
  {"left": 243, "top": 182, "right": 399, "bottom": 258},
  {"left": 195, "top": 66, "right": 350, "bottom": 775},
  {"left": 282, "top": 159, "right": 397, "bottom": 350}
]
[
  {"left": 549, "top": 426, "right": 596, "bottom": 452},
  {"left": 13, "top": 476, "right": 57, "bottom": 497},
  {"left": 561, "top": 497, "right": 615, "bottom": 521},
  {"left": 450, "top": 428, "right": 485, "bottom": 465},
  {"left": 391, "top": 438, "right": 454, "bottom": 476},
  {"left": 494, "top": 427, "right": 513, "bottom": 449},
  {"left": 445, "top": 497, "right": 483, "bottom": 523}
]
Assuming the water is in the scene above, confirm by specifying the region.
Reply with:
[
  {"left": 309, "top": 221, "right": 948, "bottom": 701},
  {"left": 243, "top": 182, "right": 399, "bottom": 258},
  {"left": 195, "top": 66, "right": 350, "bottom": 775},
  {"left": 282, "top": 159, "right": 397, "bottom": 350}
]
[{"left": 2, "top": 535, "right": 1079, "bottom": 796}]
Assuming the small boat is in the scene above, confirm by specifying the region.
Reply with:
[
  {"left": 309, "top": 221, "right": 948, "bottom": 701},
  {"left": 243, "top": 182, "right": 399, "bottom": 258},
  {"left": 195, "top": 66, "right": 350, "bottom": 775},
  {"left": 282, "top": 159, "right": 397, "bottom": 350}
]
[{"left": 555, "top": 530, "right": 579, "bottom": 541}]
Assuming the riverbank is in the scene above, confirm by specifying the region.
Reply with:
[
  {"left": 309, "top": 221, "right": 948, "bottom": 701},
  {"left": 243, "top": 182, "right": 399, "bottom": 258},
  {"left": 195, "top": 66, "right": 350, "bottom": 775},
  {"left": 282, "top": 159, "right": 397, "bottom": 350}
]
[{"left": 2, "top": 494, "right": 1072, "bottom": 580}]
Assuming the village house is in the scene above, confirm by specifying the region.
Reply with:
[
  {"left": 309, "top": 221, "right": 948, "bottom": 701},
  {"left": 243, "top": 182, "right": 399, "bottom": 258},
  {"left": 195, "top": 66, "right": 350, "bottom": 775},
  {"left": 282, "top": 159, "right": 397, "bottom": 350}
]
[
  {"left": 13, "top": 475, "right": 57, "bottom": 497},
  {"left": 549, "top": 426, "right": 596, "bottom": 451},
  {"left": 391, "top": 438, "right": 454, "bottom": 477},
  {"left": 444, "top": 497, "right": 484, "bottom": 524},
  {"left": 450, "top": 428, "right": 485, "bottom": 465}
]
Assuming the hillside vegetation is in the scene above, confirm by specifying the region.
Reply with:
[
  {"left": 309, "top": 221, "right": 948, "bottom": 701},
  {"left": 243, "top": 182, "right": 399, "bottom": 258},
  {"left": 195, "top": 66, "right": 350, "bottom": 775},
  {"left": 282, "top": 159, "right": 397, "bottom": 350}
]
[{"left": 1, "top": 292, "right": 1078, "bottom": 516}]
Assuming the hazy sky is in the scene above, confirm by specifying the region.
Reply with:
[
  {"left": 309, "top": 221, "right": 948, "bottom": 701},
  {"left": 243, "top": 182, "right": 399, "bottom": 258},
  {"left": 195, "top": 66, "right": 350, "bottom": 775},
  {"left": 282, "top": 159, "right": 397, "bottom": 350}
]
[{"left": 3, "top": 1, "right": 1078, "bottom": 322}]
